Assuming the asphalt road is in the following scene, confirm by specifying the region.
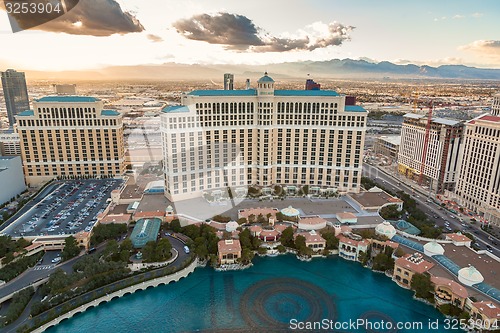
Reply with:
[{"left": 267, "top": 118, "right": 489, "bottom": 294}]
[
  {"left": 0, "top": 251, "right": 77, "bottom": 302},
  {"left": 363, "top": 163, "right": 500, "bottom": 257}
]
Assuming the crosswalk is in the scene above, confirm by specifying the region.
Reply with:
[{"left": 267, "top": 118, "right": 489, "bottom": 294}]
[{"left": 33, "top": 264, "right": 55, "bottom": 271}]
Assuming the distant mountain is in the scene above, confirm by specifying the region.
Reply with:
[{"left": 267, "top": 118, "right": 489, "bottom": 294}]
[{"left": 20, "top": 59, "right": 500, "bottom": 81}]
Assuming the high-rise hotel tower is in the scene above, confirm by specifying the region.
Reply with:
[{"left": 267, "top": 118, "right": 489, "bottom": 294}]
[
  {"left": 16, "top": 96, "right": 125, "bottom": 185},
  {"left": 455, "top": 114, "right": 500, "bottom": 226},
  {"left": 161, "top": 73, "right": 367, "bottom": 201}
]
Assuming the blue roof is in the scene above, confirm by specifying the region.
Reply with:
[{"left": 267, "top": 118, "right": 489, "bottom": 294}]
[
  {"left": 275, "top": 90, "right": 339, "bottom": 97},
  {"left": 258, "top": 75, "right": 275, "bottom": 83},
  {"left": 35, "top": 96, "right": 99, "bottom": 103},
  {"left": 187, "top": 89, "right": 257, "bottom": 97},
  {"left": 101, "top": 109, "right": 120, "bottom": 116},
  {"left": 345, "top": 105, "right": 367, "bottom": 113},
  {"left": 162, "top": 105, "right": 190, "bottom": 113},
  {"left": 17, "top": 110, "right": 34, "bottom": 116},
  {"left": 186, "top": 89, "right": 341, "bottom": 97}
]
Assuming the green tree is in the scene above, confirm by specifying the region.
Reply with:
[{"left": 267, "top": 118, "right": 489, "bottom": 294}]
[
  {"left": 411, "top": 273, "right": 434, "bottom": 300},
  {"left": 379, "top": 205, "right": 401, "bottom": 220},
  {"left": 155, "top": 238, "right": 172, "bottom": 261},
  {"left": 62, "top": 236, "right": 80, "bottom": 261},
  {"left": 275, "top": 212, "right": 284, "bottom": 222},
  {"left": 372, "top": 253, "right": 392, "bottom": 271},
  {"left": 247, "top": 214, "right": 256, "bottom": 224},
  {"left": 294, "top": 235, "right": 312, "bottom": 256},
  {"left": 237, "top": 217, "right": 247, "bottom": 225},
  {"left": 321, "top": 231, "right": 339, "bottom": 250},
  {"left": 240, "top": 248, "right": 255, "bottom": 264},
  {"left": 170, "top": 219, "right": 182, "bottom": 233},
  {"left": 280, "top": 226, "right": 295, "bottom": 247}
]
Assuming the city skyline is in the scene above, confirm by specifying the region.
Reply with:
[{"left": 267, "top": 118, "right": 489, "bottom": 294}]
[{"left": 0, "top": 0, "right": 499, "bottom": 72}]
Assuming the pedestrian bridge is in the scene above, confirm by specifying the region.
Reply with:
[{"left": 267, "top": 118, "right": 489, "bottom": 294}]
[{"left": 33, "top": 259, "right": 199, "bottom": 333}]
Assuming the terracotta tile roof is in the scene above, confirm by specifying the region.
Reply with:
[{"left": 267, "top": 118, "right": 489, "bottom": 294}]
[
  {"left": 472, "top": 301, "right": 500, "bottom": 319},
  {"left": 395, "top": 253, "right": 435, "bottom": 274},
  {"left": 299, "top": 216, "right": 328, "bottom": 225},
  {"left": 431, "top": 276, "right": 468, "bottom": 299},
  {"left": 297, "top": 231, "right": 325, "bottom": 243},
  {"left": 134, "top": 211, "right": 164, "bottom": 219},
  {"left": 445, "top": 233, "right": 471, "bottom": 243},
  {"left": 100, "top": 213, "right": 131, "bottom": 224},
  {"left": 336, "top": 212, "right": 357, "bottom": 220},
  {"left": 218, "top": 239, "right": 241, "bottom": 253}
]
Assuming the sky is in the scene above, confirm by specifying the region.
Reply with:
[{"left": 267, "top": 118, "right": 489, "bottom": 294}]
[{"left": 0, "top": 0, "right": 499, "bottom": 71}]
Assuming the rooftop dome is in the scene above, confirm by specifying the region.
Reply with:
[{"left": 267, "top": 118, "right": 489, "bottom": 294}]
[
  {"left": 375, "top": 221, "right": 397, "bottom": 239},
  {"left": 423, "top": 241, "right": 445, "bottom": 257},
  {"left": 281, "top": 205, "right": 300, "bottom": 217},
  {"left": 458, "top": 266, "right": 484, "bottom": 286},
  {"left": 225, "top": 221, "right": 239, "bottom": 232},
  {"left": 257, "top": 72, "right": 275, "bottom": 83}
]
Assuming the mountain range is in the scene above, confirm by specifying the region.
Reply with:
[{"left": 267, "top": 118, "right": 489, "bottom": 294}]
[{"left": 22, "top": 59, "right": 500, "bottom": 81}]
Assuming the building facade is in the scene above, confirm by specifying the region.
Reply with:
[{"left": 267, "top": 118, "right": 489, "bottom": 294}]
[
  {"left": 161, "top": 73, "right": 367, "bottom": 201},
  {"left": 374, "top": 135, "right": 400, "bottom": 161},
  {"left": 0, "top": 156, "right": 26, "bottom": 206},
  {"left": 455, "top": 114, "right": 500, "bottom": 226},
  {"left": 492, "top": 93, "right": 500, "bottom": 116},
  {"left": 0, "top": 130, "right": 21, "bottom": 156},
  {"left": 393, "top": 252, "right": 435, "bottom": 288},
  {"left": 398, "top": 113, "right": 463, "bottom": 193},
  {"left": 1, "top": 69, "right": 30, "bottom": 128},
  {"left": 16, "top": 96, "right": 125, "bottom": 185},
  {"left": 223, "top": 73, "right": 234, "bottom": 91}
]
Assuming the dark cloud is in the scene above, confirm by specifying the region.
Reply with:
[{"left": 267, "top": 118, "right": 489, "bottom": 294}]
[
  {"left": 173, "top": 12, "right": 264, "bottom": 49},
  {"left": 4, "top": 0, "right": 144, "bottom": 36},
  {"left": 147, "top": 34, "right": 163, "bottom": 43},
  {"left": 172, "top": 12, "right": 354, "bottom": 52}
]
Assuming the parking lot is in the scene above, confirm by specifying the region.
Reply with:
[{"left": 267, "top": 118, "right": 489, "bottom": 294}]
[{"left": 4, "top": 179, "right": 123, "bottom": 238}]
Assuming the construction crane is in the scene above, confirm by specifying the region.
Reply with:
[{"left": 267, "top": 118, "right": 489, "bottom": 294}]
[{"left": 419, "top": 101, "right": 434, "bottom": 186}]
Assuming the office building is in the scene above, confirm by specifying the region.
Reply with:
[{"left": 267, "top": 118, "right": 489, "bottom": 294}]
[
  {"left": 1, "top": 69, "right": 30, "bottom": 127},
  {"left": 161, "top": 72, "right": 367, "bottom": 202},
  {"left": 223, "top": 73, "right": 234, "bottom": 90},
  {"left": 0, "top": 130, "right": 21, "bottom": 156},
  {"left": 16, "top": 96, "right": 125, "bottom": 185},
  {"left": 455, "top": 114, "right": 500, "bottom": 226},
  {"left": 398, "top": 113, "right": 463, "bottom": 193},
  {"left": 492, "top": 92, "right": 500, "bottom": 116},
  {"left": 53, "top": 84, "right": 77, "bottom": 95},
  {"left": 0, "top": 156, "right": 26, "bottom": 206},
  {"left": 374, "top": 135, "right": 400, "bottom": 161}
]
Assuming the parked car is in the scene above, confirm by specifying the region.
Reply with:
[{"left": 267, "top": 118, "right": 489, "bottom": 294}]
[{"left": 51, "top": 257, "right": 62, "bottom": 263}]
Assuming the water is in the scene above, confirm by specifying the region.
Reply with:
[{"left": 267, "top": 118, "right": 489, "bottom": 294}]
[{"left": 47, "top": 256, "right": 459, "bottom": 332}]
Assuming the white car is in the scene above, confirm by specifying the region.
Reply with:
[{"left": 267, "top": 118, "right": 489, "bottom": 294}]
[{"left": 51, "top": 257, "right": 62, "bottom": 263}]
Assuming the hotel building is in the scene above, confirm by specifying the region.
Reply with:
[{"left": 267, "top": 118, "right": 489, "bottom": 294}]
[
  {"left": 16, "top": 96, "right": 125, "bottom": 185},
  {"left": 398, "top": 113, "right": 463, "bottom": 193},
  {"left": 455, "top": 114, "right": 500, "bottom": 226},
  {"left": 160, "top": 73, "right": 367, "bottom": 201},
  {"left": 492, "top": 92, "right": 500, "bottom": 116},
  {"left": 1, "top": 69, "right": 30, "bottom": 128}
]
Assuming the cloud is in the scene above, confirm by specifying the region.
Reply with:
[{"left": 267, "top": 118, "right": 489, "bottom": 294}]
[
  {"left": 471, "top": 12, "right": 483, "bottom": 18},
  {"left": 147, "top": 34, "right": 163, "bottom": 43},
  {"left": 452, "top": 14, "right": 465, "bottom": 19},
  {"left": 459, "top": 40, "right": 500, "bottom": 59},
  {"left": 172, "top": 12, "right": 354, "bottom": 52},
  {"left": 3, "top": 0, "right": 144, "bottom": 36}
]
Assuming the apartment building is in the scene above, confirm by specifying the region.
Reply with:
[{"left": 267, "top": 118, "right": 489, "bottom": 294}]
[
  {"left": 398, "top": 113, "right": 463, "bottom": 193},
  {"left": 455, "top": 114, "right": 500, "bottom": 226},
  {"left": 160, "top": 73, "right": 367, "bottom": 201},
  {"left": 16, "top": 96, "right": 125, "bottom": 185}
]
